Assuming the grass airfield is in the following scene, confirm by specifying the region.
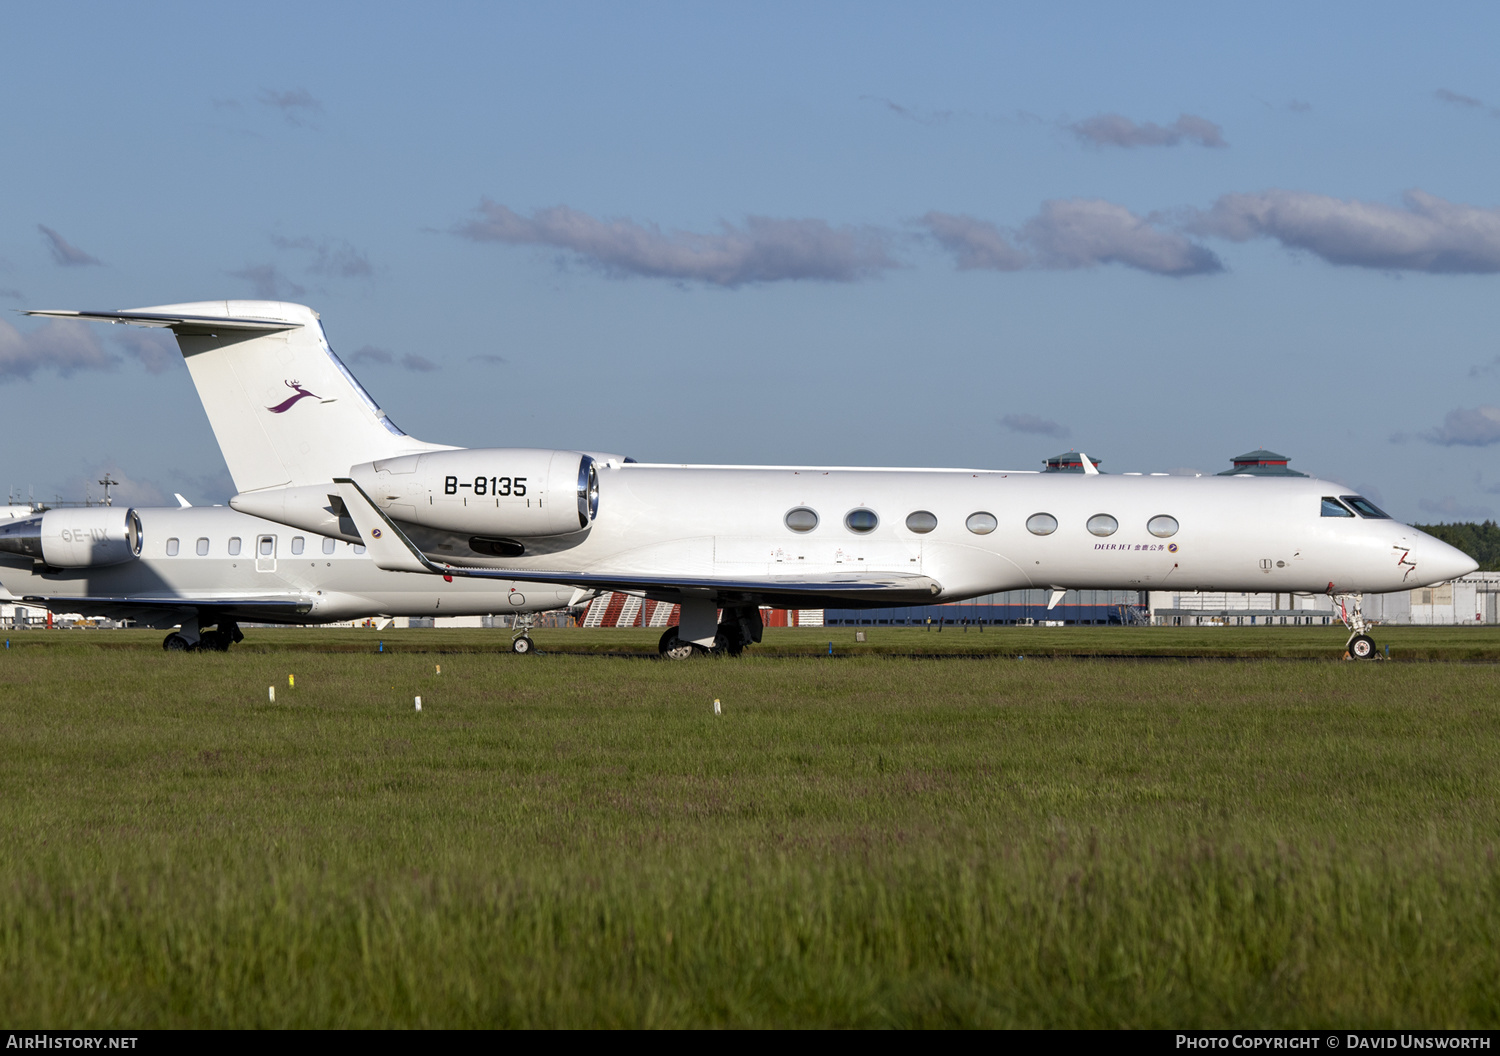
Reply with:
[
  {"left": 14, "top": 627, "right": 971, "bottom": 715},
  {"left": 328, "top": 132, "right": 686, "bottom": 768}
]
[{"left": 1, "top": 627, "right": 1498, "bottom": 1027}]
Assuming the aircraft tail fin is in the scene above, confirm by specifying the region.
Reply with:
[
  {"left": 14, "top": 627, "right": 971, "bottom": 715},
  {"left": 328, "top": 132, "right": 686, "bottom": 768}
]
[{"left": 27, "top": 302, "right": 450, "bottom": 493}]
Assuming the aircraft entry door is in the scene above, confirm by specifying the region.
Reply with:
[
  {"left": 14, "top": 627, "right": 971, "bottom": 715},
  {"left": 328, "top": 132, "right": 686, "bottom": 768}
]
[{"left": 255, "top": 534, "right": 277, "bottom": 573}]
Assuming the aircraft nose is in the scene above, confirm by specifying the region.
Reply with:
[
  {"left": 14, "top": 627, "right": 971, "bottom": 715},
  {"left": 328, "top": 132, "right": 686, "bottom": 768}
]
[{"left": 1420, "top": 535, "right": 1478, "bottom": 583}]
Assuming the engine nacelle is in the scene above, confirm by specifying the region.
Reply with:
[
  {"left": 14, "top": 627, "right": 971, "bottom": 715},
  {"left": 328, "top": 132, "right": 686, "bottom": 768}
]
[
  {"left": 0, "top": 508, "right": 143, "bottom": 567},
  {"left": 348, "top": 449, "right": 600, "bottom": 539}
]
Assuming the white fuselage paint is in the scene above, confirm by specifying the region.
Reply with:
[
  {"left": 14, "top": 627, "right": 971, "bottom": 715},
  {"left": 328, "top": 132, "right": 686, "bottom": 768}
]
[
  {"left": 0, "top": 505, "right": 573, "bottom": 622},
  {"left": 400, "top": 464, "right": 1474, "bottom": 600}
]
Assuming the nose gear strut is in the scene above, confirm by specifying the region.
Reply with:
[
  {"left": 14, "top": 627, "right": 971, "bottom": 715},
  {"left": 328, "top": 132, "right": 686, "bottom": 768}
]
[{"left": 1329, "top": 589, "right": 1382, "bottom": 660}]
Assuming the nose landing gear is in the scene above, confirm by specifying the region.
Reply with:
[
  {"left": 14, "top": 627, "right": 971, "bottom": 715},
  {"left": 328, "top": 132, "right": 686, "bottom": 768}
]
[
  {"left": 510, "top": 613, "right": 536, "bottom": 655},
  {"left": 1331, "top": 591, "right": 1384, "bottom": 661}
]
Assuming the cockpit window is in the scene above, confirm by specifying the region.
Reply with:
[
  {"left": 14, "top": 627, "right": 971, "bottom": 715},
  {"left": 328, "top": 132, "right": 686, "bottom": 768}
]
[
  {"left": 1341, "top": 495, "right": 1391, "bottom": 519},
  {"left": 1321, "top": 497, "right": 1355, "bottom": 518}
]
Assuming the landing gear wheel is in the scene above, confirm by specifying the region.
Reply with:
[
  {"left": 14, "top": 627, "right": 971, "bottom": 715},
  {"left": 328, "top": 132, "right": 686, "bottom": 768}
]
[
  {"left": 658, "top": 628, "right": 697, "bottom": 660},
  {"left": 162, "top": 633, "right": 194, "bottom": 652},
  {"left": 713, "top": 623, "right": 746, "bottom": 657},
  {"left": 1348, "top": 634, "right": 1377, "bottom": 660},
  {"left": 511, "top": 635, "right": 535, "bottom": 655}
]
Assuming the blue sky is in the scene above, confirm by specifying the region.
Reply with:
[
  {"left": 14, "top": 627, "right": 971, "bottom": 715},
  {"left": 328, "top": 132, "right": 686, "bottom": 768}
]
[{"left": 4, "top": 1, "right": 1500, "bottom": 520}]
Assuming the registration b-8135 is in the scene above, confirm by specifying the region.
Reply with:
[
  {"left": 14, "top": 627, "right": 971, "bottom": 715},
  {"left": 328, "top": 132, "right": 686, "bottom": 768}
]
[{"left": 444, "top": 475, "right": 528, "bottom": 497}]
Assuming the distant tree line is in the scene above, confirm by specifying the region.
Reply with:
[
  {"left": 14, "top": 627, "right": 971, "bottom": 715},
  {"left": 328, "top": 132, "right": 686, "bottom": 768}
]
[{"left": 1413, "top": 521, "right": 1500, "bottom": 571}]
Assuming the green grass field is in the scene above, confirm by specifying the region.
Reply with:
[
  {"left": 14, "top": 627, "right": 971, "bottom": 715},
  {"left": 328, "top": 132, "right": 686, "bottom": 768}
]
[{"left": 1, "top": 628, "right": 1498, "bottom": 1027}]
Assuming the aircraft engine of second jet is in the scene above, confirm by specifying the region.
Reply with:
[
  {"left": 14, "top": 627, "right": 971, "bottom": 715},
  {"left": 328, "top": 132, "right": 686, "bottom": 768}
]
[
  {"left": 0, "top": 507, "right": 144, "bottom": 567},
  {"left": 347, "top": 449, "right": 600, "bottom": 539}
]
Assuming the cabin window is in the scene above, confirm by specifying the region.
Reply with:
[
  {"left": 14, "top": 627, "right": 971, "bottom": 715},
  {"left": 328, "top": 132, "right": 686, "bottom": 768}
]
[
  {"left": 259, "top": 537, "right": 274, "bottom": 556},
  {"left": 165, "top": 538, "right": 179, "bottom": 556},
  {"left": 1147, "top": 515, "right": 1179, "bottom": 538},
  {"left": 844, "top": 508, "right": 879, "bottom": 533},
  {"left": 353, "top": 544, "right": 367, "bottom": 554},
  {"left": 1087, "top": 514, "right": 1118, "bottom": 537},
  {"left": 1341, "top": 495, "right": 1391, "bottom": 519},
  {"left": 322, "top": 537, "right": 336, "bottom": 555},
  {"left": 195, "top": 537, "right": 209, "bottom": 556},
  {"left": 291, "top": 536, "right": 305, "bottom": 555},
  {"left": 1321, "top": 497, "right": 1355, "bottom": 518},
  {"left": 228, "top": 537, "right": 241, "bottom": 556},
  {"left": 784, "top": 507, "right": 819, "bottom": 533},
  {"left": 965, "top": 512, "right": 997, "bottom": 535},
  {"left": 905, "top": 511, "right": 938, "bottom": 533},
  {"left": 1026, "top": 513, "right": 1058, "bottom": 536}
]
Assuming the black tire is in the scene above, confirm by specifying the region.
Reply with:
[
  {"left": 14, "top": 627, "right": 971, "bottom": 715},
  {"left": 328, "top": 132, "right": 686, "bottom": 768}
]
[
  {"left": 713, "top": 623, "right": 745, "bottom": 657},
  {"left": 1348, "top": 634, "right": 1377, "bottom": 660},
  {"left": 162, "top": 633, "right": 194, "bottom": 652},
  {"left": 511, "top": 636, "right": 534, "bottom": 655},
  {"left": 658, "top": 628, "right": 696, "bottom": 660}
]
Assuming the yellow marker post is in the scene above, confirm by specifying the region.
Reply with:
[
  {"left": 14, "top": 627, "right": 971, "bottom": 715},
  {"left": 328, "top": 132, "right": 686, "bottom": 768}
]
[{"left": 288, "top": 674, "right": 295, "bottom": 688}]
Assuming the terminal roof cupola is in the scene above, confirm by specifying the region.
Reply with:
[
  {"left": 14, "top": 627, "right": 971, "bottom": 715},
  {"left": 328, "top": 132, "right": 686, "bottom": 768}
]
[
  {"left": 1043, "top": 451, "right": 1103, "bottom": 473},
  {"left": 1216, "top": 448, "right": 1308, "bottom": 477}
]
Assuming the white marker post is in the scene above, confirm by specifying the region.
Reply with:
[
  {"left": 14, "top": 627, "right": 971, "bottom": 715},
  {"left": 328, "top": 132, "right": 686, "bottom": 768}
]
[
  {"left": 415, "top": 696, "right": 422, "bottom": 712},
  {"left": 713, "top": 698, "right": 721, "bottom": 715},
  {"left": 269, "top": 686, "right": 276, "bottom": 702}
]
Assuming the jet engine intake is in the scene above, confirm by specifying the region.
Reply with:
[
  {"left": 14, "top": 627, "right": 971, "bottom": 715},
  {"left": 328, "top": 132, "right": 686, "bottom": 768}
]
[
  {"left": 0, "top": 508, "right": 143, "bottom": 567},
  {"left": 348, "top": 449, "right": 599, "bottom": 538}
]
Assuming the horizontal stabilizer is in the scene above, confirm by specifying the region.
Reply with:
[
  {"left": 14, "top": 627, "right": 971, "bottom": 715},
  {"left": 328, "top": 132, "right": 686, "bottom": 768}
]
[
  {"left": 25, "top": 308, "right": 300, "bottom": 335},
  {"left": 334, "top": 477, "right": 944, "bottom": 604}
]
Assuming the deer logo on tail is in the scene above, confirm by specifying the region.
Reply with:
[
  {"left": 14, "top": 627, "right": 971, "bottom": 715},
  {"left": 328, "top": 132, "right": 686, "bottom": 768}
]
[{"left": 267, "top": 379, "right": 320, "bottom": 414}]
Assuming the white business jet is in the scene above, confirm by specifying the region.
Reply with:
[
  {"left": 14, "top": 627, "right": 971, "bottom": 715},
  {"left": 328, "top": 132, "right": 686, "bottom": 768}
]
[
  {"left": 28, "top": 301, "right": 1477, "bottom": 660},
  {"left": 0, "top": 501, "right": 575, "bottom": 651}
]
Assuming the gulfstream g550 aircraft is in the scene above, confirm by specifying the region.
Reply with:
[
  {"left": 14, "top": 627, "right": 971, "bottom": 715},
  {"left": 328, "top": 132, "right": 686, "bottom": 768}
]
[{"left": 30, "top": 301, "right": 1477, "bottom": 660}]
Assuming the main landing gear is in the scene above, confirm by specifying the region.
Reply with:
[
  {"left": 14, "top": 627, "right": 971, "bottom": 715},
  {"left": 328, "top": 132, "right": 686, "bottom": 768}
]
[
  {"left": 510, "top": 613, "right": 536, "bottom": 655},
  {"left": 162, "top": 621, "right": 243, "bottom": 653},
  {"left": 657, "top": 606, "right": 763, "bottom": 659},
  {"left": 1331, "top": 592, "right": 1382, "bottom": 661}
]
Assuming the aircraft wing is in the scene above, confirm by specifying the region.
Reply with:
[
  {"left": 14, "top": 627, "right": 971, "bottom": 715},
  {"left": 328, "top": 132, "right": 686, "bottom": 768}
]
[
  {"left": 20, "top": 594, "right": 315, "bottom": 623},
  {"left": 24, "top": 309, "right": 299, "bottom": 336},
  {"left": 333, "top": 478, "right": 942, "bottom": 605}
]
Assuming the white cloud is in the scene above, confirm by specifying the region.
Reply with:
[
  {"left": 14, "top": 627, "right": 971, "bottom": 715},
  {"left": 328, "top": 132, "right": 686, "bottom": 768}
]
[
  {"left": 455, "top": 201, "right": 897, "bottom": 286},
  {"left": 38, "top": 225, "right": 101, "bottom": 267},
  {"left": 1420, "top": 406, "right": 1500, "bottom": 447},
  {"left": 272, "top": 235, "right": 373, "bottom": 278},
  {"left": 921, "top": 200, "right": 1221, "bottom": 277},
  {"left": 114, "top": 329, "right": 177, "bottom": 374},
  {"left": 1189, "top": 189, "right": 1500, "bottom": 273},
  {"left": 0, "top": 318, "right": 116, "bottom": 382},
  {"left": 1068, "top": 112, "right": 1226, "bottom": 149},
  {"left": 1021, "top": 199, "right": 1223, "bottom": 275},
  {"left": 228, "top": 264, "right": 305, "bottom": 300},
  {"left": 920, "top": 212, "right": 1029, "bottom": 271},
  {"left": 1000, "top": 413, "right": 1070, "bottom": 439},
  {"left": 258, "top": 88, "right": 321, "bottom": 125}
]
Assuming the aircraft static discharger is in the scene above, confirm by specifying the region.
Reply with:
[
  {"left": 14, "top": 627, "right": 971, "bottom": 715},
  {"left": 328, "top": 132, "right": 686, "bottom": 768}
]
[{"left": 29, "top": 301, "right": 1478, "bottom": 660}]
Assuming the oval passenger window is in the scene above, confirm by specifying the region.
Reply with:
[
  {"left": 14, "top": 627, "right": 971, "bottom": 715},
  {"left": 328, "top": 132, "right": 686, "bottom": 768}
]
[
  {"left": 784, "top": 507, "right": 819, "bottom": 533},
  {"left": 1026, "top": 513, "right": 1058, "bottom": 536},
  {"left": 228, "top": 537, "right": 241, "bottom": 556},
  {"left": 195, "top": 538, "right": 209, "bottom": 556},
  {"left": 1087, "top": 514, "right": 1118, "bottom": 537},
  {"left": 291, "top": 537, "right": 305, "bottom": 555},
  {"left": 905, "top": 510, "right": 938, "bottom": 533},
  {"left": 322, "top": 538, "right": 336, "bottom": 555},
  {"left": 845, "top": 508, "right": 879, "bottom": 533},
  {"left": 165, "top": 538, "right": 179, "bottom": 556},
  {"left": 259, "top": 538, "right": 273, "bottom": 556},
  {"left": 965, "top": 512, "right": 997, "bottom": 535},
  {"left": 1147, "top": 515, "right": 1179, "bottom": 538}
]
